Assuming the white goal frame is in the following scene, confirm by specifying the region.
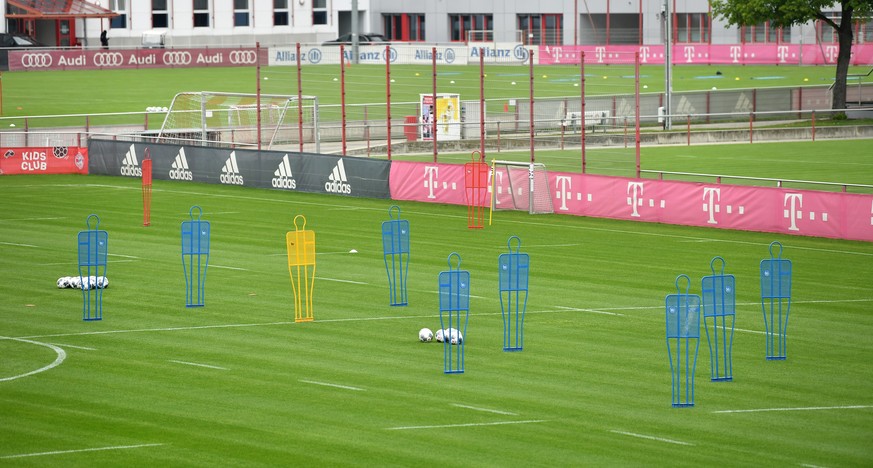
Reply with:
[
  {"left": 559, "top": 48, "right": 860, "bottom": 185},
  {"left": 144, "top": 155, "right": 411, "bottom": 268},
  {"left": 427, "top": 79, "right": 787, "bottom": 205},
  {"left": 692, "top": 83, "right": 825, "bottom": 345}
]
[{"left": 489, "top": 160, "right": 553, "bottom": 220}]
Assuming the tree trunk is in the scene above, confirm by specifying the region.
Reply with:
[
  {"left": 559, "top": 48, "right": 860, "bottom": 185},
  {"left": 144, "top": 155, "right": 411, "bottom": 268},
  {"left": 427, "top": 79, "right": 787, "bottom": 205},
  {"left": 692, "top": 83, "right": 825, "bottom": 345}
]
[{"left": 832, "top": 5, "right": 854, "bottom": 110}]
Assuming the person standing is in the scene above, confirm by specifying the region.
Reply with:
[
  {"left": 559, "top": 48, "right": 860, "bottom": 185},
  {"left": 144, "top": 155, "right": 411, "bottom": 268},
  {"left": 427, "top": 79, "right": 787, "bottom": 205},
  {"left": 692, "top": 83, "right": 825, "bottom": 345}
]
[{"left": 100, "top": 30, "right": 108, "bottom": 49}]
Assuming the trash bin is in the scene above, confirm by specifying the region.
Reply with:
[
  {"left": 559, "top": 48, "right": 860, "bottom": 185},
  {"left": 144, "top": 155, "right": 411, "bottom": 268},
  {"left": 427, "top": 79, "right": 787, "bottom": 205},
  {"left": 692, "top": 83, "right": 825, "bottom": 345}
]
[{"left": 403, "top": 115, "right": 418, "bottom": 142}]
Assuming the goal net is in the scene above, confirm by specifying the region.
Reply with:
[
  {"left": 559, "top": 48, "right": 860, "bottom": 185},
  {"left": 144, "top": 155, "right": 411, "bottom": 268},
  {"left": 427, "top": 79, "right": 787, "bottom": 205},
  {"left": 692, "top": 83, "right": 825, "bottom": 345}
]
[
  {"left": 489, "top": 160, "right": 553, "bottom": 215},
  {"left": 157, "top": 91, "right": 319, "bottom": 149}
]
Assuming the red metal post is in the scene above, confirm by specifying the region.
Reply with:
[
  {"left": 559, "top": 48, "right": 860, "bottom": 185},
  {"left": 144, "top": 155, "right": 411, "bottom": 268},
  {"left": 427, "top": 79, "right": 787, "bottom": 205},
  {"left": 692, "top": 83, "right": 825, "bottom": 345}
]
[
  {"left": 686, "top": 114, "right": 691, "bottom": 146},
  {"left": 635, "top": 52, "right": 641, "bottom": 178},
  {"left": 581, "top": 51, "right": 586, "bottom": 173},
  {"left": 340, "top": 44, "right": 347, "bottom": 155},
  {"left": 386, "top": 45, "right": 392, "bottom": 160},
  {"left": 432, "top": 47, "right": 437, "bottom": 162},
  {"left": 749, "top": 112, "right": 753, "bottom": 144},
  {"left": 256, "top": 42, "right": 262, "bottom": 151},
  {"left": 479, "top": 48, "right": 485, "bottom": 162},
  {"left": 812, "top": 110, "right": 816, "bottom": 142},
  {"left": 142, "top": 148, "right": 152, "bottom": 227},
  {"left": 529, "top": 50, "right": 535, "bottom": 163},
  {"left": 296, "top": 43, "right": 303, "bottom": 152}
]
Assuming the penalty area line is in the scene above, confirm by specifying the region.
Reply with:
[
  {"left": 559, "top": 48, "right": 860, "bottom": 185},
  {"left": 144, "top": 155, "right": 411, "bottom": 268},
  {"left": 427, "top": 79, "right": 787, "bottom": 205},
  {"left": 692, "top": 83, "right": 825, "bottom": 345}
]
[
  {"left": 0, "top": 443, "right": 166, "bottom": 460},
  {"left": 610, "top": 430, "right": 694, "bottom": 446},
  {"left": 387, "top": 420, "right": 547, "bottom": 431}
]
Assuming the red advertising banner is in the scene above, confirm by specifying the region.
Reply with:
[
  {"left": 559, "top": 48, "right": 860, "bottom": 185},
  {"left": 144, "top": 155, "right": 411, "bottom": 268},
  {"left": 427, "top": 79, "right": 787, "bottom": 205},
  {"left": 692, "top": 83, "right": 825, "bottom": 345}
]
[
  {"left": 537, "top": 43, "right": 873, "bottom": 66},
  {"left": 390, "top": 161, "right": 873, "bottom": 242},
  {"left": 0, "top": 146, "right": 88, "bottom": 175},
  {"left": 8, "top": 48, "right": 259, "bottom": 72}
]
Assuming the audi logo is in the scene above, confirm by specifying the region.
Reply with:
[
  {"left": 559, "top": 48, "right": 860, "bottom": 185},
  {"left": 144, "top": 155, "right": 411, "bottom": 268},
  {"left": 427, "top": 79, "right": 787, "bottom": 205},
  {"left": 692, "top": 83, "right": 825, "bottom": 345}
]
[
  {"left": 229, "top": 50, "right": 257, "bottom": 65},
  {"left": 162, "top": 51, "right": 192, "bottom": 66},
  {"left": 21, "top": 53, "right": 53, "bottom": 68},
  {"left": 93, "top": 52, "right": 124, "bottom": 67}
]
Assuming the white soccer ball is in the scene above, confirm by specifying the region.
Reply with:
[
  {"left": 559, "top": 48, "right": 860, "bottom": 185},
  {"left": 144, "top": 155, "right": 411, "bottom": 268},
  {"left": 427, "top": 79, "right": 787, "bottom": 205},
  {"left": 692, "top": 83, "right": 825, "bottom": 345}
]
[
  {"left": 419, "top": 328, "right": 433, "bottom": 342},
  {"left": 69, "top": 276, "right": 82, "bottom": 289},
  {"left": 97, "top": 276, "right": 109, "bottom": 289},
  {"left": 435, "top": 328, "right": 445, "bottom": 342},
  {"left": 435, "top": 328, "right": 463, "bottom": 344},
  {"left": 57, "top": 277, "right": 69, "bottom": 288}
]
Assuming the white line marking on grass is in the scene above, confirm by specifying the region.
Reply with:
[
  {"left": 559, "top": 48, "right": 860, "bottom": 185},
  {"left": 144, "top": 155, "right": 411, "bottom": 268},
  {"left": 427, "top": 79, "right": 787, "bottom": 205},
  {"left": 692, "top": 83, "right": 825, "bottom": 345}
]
[
  {"left": 210, "top": 264, "right": 248, "bottom": 271},
  {"left": 0, "top": 241, "right": 38, "bottom": 248},
  {"left": 108, "top": 253, "right": 140, "bottom": 259},
  {"left": 387, "top": 420, "right": 546, "bottom": 431},
  {"left": 525, "top": 243, "right": 581, "bottom": 248},
  {"left": 801, "top": 464, "right": 829, "bottom": 468},
  {"left": 556, "top": 305, "right": 625, "bottom": 316},
  {"left": 0, "top": 337, "right": 66, "bottom": 382},
  {"left": 451, "top": 404, "right": 518, "bottom": 415},
  {"left": 609, "top": 430, "right": 694, "bottom": 446},
  {"left": 49, "top": 343, "right": 96, "bottom": 351},
  {"left": 299, "top": 379, "right": 365, "bottom": 391},
  {"left": 0, "top": 443, "right": 165, "bottom": 459},
  {"left": 0, "top": 217, "right": 65, "bottom": 223},
  {"left": 735, "top": 327, "right": 766, "bottom": 335},
  {"left": 17, "top": 321, "right": 295, "bottom": 340},
  {"left": 169, "top": 360, "right": 228, "bottom": 370},
  {"left": 316, "top": 277, "right": 369, "bottom": 285},
  {"left": 713, "top": 405, "right": 873, "bottom": 414}
]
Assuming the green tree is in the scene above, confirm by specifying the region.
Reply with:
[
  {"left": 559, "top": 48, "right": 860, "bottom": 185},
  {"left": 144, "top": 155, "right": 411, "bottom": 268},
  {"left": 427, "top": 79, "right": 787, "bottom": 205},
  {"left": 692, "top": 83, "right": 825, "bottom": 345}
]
[{"left": 710, "top": 0, "right": 873, "bottom": 110}]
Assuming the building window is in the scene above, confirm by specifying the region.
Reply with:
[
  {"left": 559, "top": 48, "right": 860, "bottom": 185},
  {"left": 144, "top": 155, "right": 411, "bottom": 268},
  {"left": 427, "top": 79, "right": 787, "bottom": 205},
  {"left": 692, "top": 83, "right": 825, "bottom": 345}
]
[
  {"left": 741, "top": 22, "right": 789, "bottom": 43},
  {"left": 313, "top": 0, "right": 328, "bottom": 25},
  {"left": 152, "top": 0, "right": 169, "bottom": 28},
  {"left": 518, "top": 14, "right": 562, "bottom": 45},
  {"left": 274, "top": 0, "right": 289, "bottom": 26},
  {"left": 234, "top": 0, "right": 250, "bottom": 27},
  {"left": 193, "top": 0, "right": 211, "bottom": 28},
  {"left": 109, "top": 0, "right": 127, "bottom": 29},
  {"left": 449, "top": 14, "right": 492, "bottom": 42},
  {"left": 674, "top": 13, "right": 710, "bottom": 43},
  {"left": 862, "top": 20, "right": 873, "bottom": 44},
  {"left": 384, "top": 13, "right": 425, "bottom": 41}
]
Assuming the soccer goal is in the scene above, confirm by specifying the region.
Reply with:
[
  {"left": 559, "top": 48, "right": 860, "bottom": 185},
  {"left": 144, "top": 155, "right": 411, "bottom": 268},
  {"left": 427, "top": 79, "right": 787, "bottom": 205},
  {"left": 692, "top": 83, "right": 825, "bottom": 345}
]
[
  {"left": 157, "top": 91, "right": 319, "bottom": 150},
  {"left": 489, "top": 160, "right": 553, "bottom": 218}
]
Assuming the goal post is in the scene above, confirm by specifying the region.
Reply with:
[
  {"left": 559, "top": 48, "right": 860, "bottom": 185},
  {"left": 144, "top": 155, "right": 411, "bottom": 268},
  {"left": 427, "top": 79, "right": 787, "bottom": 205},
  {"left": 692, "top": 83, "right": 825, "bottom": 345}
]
[{"left": 489, "top": 160, "right": 554, "bottom": 223}]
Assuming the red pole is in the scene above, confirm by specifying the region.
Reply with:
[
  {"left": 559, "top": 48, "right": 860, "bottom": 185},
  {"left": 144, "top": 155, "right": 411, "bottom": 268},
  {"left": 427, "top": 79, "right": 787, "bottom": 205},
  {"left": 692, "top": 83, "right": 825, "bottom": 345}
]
[
  {"left": 812, "top": 110, "right": 816, "bottom": 142},
  {"left": 479, "top": 48, "right": 485, "bottom": 162},
  {"left": 529, "top": 49, "right": 535, "bottom": 163},
  {"left": 749, "top": 112, "right": 753, "bottom": 144},
  {"left": 296, "top": 43, "right": 303, "bottom": 152},
  {"left": 340, "top": 44, "right": 347, "bottom": 155},
  {"left": 386, "top": 45, "right": 392, "bottom": 160},
  {"left": 256, "top": 42, "right": 262, "bottom": 151},
  {"left": 581, "top": 51, "right": 586, "bottom": 173},
  {"left": 432, "top": 47, "right": 438, "bottom": 162},
  {"left": 142, "top": 148, "right": 152, "bottom": 227},
  {"left": 687, "top": 114, "right": 691, "bottom": 146},
  {"left": 635, "top": 52, "right": 641, "bottom": 178},
  {"left": 496, "top": 121, "right": 501, "bottom": 152}
]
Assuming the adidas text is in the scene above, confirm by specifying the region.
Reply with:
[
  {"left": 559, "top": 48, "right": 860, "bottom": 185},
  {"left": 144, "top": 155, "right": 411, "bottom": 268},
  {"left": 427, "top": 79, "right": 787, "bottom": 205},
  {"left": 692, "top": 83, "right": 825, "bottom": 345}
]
[
  {"left": 272, "top": 177, "right": 297, "bottom": 189},
  {"left": 324, "top": 180, "right": 351, "bottom": 194},
  {"left": 169, "top": 167, "right": 193, "bottom": 180},
  {"left": 121, "top": 165, "right": 142, "bottom": 177},
  {"left": 220, "top": 173, "right": 244, "bottom": 185}
]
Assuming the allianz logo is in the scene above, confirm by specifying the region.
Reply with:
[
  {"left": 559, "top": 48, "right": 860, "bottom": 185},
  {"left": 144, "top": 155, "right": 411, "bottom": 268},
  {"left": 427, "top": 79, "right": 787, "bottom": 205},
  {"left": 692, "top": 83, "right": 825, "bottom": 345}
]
[
  {"left": 169, "top": 148, "right": 193, "bottom": 180},
  {"left": 324, "top": 159, "right": 351, "bottom": 194},
  {"left": 120, "top": 144, "right": 142, "bottom": 177},
  {"left": 219, "top": 151, "right": 244, "bottom": 185},
  {"left": 272, "top": 154, "right": 297, "bottom": 189}
]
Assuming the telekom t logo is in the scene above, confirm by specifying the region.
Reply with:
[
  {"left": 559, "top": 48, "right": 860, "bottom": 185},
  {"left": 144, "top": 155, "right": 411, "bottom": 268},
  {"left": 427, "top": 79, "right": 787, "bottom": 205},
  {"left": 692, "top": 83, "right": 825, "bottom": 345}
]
[
  {"left": 556, "top": 176, "right": 573, "bottom": 211},
  {"left": 703, "top": 187, "right": 720, "bottom": 224},
  {"left": 777, "top": 46, "right": 789, "bottom": 63},
  {"left": 424, "top": 166, "right": 439, "bottom": 199},
  {"left": 825, "top": 46, "right": 838, "bottom": 63},
  {"left": 784, "top": 193, "right": 803, "bottom": 231},
  {"left": 683, "top": 46, "right": 696, "bottom": 63},
  {"left": 595, "top": 47, "right": 606, "bottom": 63},
  {"left": 627, "top": 182, "right": 644, "bottom": 217},
  {"left": 730, "top": 46, "right": 742, "bottom": 63},
  {"left": 638, "top": 46, "right": 650, "bottom": 63}
]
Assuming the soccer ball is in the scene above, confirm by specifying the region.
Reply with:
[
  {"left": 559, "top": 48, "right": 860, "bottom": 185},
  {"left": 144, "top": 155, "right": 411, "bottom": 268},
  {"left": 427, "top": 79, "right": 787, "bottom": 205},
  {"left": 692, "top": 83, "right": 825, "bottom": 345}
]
[
  {"left": 56, "top": 277, "right": 69, "bottom": 288},
  {"left": 418, "top": 328, "right": 433, "bottom": 342},
  {"left": 69, "top": 276, "right": 82, "bottom": 289},
  {"left": 96, "top": 276, "right": 109, "bottom": 289},
  {"left": 435, "top": 328, "right": 445, "bottom": 342},
  {"left": 435, "top": 328, "right": 463, "bottom": 344}
]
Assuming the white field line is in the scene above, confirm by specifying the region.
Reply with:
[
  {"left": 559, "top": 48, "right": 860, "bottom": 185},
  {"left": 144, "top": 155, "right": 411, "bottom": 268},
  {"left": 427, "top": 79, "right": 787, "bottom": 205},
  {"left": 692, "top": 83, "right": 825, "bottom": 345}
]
[
  {"left": 387, "top": 420, "right": 547, "bottom": 431},
  {"left": 524, "top": 243, "right": 582, "bottom": 248},
  {"left": 556, "top": 305, "right": 625, "bottom": 317},
  {"left": 12, "top": 321, "right": 295, "bottom": 340},
  {"left": 0, "top": 241, "right": 38, "bottom": 248},
  {"left": 609, "top": 430, "right": 694, "bottom": 446},
  {"left": 317, "top": 277, "right": 369, "bottom": 285},
  {"left": 38, "top": 259, "right": 137, "bottom": 266},
  {"left": 168, "top": 360, "right": 228, "bottom": 371},
  {"left": 299, "top": 379, "right": 365, "bottom": 391},
  {"left": 49, "top": 343, "right": 96, "bottom": 351},
  {"left": 713, "top": 405, "right": 873, "bottom": 414},
  {"left": 0, "top": 443, "right": 165, "bottom": 460},
  {"left": 451, "top": 403, "right": 518, "bottom": 416},
  {"left": 210, "top": 264, "right": 248, "bottom": 271},
  {"left": 0, "top": 337, "right": 66, "bottom": 383},
  {"left": 0, "top": 217, "right": 65, "bottom": 223},
  {"left": 107, "top": 253, "right": 140, "bottom": 259}
]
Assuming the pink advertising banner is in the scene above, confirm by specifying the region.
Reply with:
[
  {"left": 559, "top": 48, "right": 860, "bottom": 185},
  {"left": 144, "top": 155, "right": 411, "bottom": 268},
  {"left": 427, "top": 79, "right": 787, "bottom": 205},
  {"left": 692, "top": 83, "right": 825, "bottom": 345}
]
[
  {"left": 390, "top": 161, "right": 873, "bottom": 242},
  {"left": 537, "top": 44, "right": 873, "bottom": 66},
  {"left": 8, "top": 48, "right": 259, "bottom": 71}
]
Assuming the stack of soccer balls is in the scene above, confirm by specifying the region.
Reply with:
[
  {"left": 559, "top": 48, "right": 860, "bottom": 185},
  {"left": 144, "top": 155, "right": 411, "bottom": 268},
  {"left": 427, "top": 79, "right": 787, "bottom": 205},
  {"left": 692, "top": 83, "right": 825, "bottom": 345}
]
[
  {"left": 57, "top": 276, "right": 109, "bottom": 290},
  {"left": 418, "top": 327, "right": 463, "bottom": 345}
]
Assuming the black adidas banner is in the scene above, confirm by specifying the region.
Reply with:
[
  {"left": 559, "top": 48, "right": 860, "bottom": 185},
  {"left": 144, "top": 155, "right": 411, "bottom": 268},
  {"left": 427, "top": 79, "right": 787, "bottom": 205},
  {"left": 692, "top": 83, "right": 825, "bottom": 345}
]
[{"left": 88, "top": 140, "right": 391, "bottom": 199}]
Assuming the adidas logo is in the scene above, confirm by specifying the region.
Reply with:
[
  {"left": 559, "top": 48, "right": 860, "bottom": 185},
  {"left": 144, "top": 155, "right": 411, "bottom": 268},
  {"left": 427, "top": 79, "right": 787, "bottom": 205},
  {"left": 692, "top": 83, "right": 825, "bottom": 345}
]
[
  {"left": 272, "top": 154, "right": 297, "bottom": 189},
  {"left": 219, "top": 151, "right": 244, "bottom": 185},
  {"left": 120, "top": 144, "right": 142, "bottom": 177},
  {"left": 324, "top": 159, "right": 351, "bottom": 194},
  {"left": 169, "top": 148, "right": 194, "bottom": 181}
]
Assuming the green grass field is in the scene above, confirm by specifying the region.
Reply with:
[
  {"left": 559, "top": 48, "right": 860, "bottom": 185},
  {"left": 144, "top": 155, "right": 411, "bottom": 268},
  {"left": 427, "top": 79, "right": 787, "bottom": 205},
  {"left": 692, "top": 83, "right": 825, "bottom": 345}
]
[{"left": 1, "top": 168, "right": 872, "bottom": 465}]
